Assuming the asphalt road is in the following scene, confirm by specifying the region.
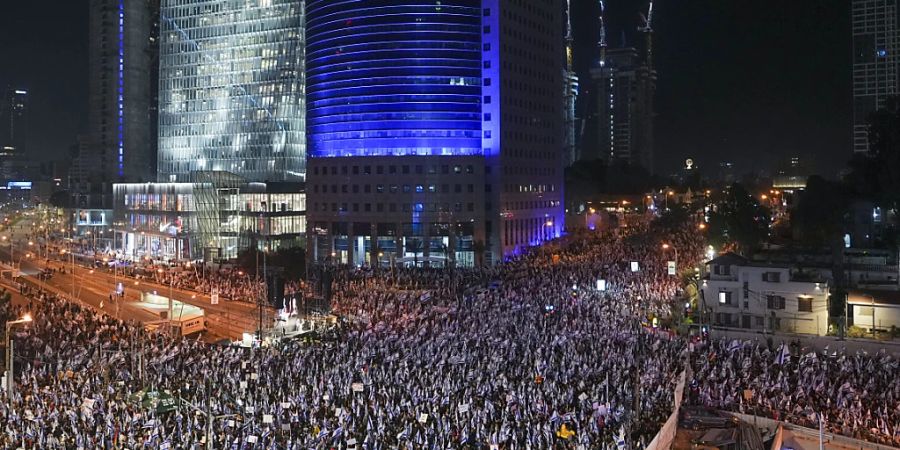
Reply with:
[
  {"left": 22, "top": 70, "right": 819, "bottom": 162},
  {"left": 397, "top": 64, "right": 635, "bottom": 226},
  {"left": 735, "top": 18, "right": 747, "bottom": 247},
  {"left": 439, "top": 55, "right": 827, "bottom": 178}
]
[{"left": 0, "top": 218, "right": 271, "bottom": 340}]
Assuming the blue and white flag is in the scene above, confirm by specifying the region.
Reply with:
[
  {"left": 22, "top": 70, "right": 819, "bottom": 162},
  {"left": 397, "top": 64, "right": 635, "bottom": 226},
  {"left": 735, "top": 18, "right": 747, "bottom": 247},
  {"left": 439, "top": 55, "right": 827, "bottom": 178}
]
[
  {"left": 775, "top": 343, "right": 791, "bottom": 365},
  {"left": 615, "top": 426, "right": 626, "bottom": 450}
]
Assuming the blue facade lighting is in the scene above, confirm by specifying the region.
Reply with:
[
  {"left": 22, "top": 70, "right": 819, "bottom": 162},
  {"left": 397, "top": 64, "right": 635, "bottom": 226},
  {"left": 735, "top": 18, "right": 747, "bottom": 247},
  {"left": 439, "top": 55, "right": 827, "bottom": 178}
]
[{"left": 306, "top": 0, "right": 485, "bottom": 158}]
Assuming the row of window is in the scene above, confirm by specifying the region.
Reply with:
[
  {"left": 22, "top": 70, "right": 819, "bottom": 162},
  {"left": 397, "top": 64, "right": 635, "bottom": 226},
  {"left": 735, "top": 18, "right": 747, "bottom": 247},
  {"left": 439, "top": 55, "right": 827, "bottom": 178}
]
[
  {"left": 312, "top": 164, "right": 477, "bottom": 176},
  {"left": 504, "top": 216, "right": 556, "bottom": 248},
  {"left": 312, "top": 202, "right": 478, "bottom": 214},
  {"left": 313, "top": 183, "right": 478, "bottom": 195},
  {"left": 311, "top": 220, "right": 479, "bottom": 238},
  {"left": 504, "top": 200, "right": 560, "bottom": 211},
  {"left": 717, "top": 292, "right": 814, "bottom": 312}
]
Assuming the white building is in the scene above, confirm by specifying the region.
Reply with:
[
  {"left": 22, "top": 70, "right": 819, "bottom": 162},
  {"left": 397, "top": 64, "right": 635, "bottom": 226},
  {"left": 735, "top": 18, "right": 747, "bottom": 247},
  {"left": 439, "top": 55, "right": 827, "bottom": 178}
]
[
  {"left": 702, "top": 253, "right": 830, "bottom": 336},
  {"left": 847, "top": 289, "right": 900, "bottom": 333},
  {"left": 748, "top": 248, "right": 899, "bottom": 289}
]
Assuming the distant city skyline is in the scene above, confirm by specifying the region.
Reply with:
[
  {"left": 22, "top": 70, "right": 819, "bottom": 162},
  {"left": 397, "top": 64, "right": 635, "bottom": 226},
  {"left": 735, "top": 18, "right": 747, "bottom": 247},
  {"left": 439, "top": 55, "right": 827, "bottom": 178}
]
[{"left": 0, "top": 0, "right": 854, "bottom": 177}]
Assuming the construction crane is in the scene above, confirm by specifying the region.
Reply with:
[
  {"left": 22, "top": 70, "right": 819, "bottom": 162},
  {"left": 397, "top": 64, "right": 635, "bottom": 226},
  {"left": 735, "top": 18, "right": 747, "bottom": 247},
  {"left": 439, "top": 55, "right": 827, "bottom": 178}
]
[
  {"left": 638, "top": 0, "right": 655, "bottom": 69},
  {"left": 566, "top": 0, "right": 574, "bottom": 71},
  {"left": 598, "top": 1, "right": 607, "bottom": 66}
]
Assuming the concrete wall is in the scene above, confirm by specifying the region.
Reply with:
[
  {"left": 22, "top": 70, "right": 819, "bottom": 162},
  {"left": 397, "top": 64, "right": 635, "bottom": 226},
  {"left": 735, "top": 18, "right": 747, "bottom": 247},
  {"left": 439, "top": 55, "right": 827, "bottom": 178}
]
[{"left": 850, "top": 303, "right": 900, "bottom": 332}]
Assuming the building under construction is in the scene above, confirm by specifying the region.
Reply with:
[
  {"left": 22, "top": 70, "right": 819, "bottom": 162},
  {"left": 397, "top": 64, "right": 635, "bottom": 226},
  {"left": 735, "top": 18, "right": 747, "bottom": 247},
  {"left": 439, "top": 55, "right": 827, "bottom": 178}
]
[{"left": 587, "top": 1, "right": 657, "bottom": 173}]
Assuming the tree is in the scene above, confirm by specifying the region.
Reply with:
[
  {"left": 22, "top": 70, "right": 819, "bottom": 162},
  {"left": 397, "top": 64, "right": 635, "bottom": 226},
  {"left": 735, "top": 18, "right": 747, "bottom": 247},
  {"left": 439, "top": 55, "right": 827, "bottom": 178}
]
[
  {"left": 274, "top": 247, "right": 306, "bottom": 281},
  {"left": 706, "top": 183, "right": 771, "bottom": 255},
  {"left": 406, "top": 239, "right": 423, "bottom": 267},
  {"left": 472, "top": 239, "right": 486, "bottom": 268},
  {"left": 792, "top": 175, "right": 852, "bottom": 336},
  {"left": 564, "top": 159, "right": 663, "bottom": 208},
  {"left": 865, "top": 96, "right": 900, "bottom": 207},
  {"left": 792, "top": 176, "right": 851, "bottom": 248},
  {"left": 236, "top": 242, "right": 306, "bottom": 280},
  {"left": 654, "top": 204, "right": 692, "bottom": 231}
]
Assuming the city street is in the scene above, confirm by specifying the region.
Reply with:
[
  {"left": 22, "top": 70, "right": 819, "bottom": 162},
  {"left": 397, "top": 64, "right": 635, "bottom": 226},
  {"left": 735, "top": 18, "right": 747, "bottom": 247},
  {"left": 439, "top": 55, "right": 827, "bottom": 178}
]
[{"left": 0, "top": 216, "right": 268, "bottom": 340}]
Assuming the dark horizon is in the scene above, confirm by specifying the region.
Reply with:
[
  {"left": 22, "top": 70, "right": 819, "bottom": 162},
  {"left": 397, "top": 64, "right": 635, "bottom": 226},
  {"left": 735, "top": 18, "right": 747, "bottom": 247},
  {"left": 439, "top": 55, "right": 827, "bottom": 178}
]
[
  {"left": 0, "top": 0, "right": 88, "bottom": 162},
  {"left": 1, "top": 0, "right": 852, "bottom": 178},
  {"left": 573, "top": 0, "right": 851, "bottom": 178}
]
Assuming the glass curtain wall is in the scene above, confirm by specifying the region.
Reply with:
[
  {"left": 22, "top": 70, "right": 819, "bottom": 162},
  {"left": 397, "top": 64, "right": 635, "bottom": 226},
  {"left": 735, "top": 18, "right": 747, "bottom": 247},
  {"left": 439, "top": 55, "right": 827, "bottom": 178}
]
[{"left": 158, "top": 0, "right": 306, "bottom": 182}]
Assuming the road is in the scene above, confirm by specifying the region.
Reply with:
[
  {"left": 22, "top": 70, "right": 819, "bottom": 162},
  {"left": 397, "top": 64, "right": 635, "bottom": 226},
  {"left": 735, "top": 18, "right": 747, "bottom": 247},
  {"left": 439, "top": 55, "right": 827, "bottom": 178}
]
[{"left": 0, "top": 217, "right": 272, "bottom": 340}]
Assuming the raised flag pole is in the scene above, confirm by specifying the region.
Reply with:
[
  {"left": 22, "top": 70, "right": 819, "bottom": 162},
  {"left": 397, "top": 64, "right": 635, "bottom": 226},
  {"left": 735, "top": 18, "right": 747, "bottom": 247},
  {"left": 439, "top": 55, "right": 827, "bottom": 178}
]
[{"left": 818, "top": 412, "right": 825, "bottom": 450}]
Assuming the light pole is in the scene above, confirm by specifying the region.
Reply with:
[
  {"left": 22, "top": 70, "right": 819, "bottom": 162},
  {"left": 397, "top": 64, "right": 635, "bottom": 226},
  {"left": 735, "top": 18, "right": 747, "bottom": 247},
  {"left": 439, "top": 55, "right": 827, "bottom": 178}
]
[
  {"left": 870, "top": 294, "right": 876, "bottom": 336},
  {"left": 5, "top": 313, "right": 32, "bottom": 403},
  {"left": 662, "top": 243, "right": 678, "bottom": 275},
  {"left": 158, "top": 268, "right": 174, "bottom": 334}
]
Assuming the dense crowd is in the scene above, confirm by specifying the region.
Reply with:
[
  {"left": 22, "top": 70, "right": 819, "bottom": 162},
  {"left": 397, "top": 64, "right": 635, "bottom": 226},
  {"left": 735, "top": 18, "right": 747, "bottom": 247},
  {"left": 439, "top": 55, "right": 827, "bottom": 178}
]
[
  {"left": 0, "top": 216, "right": 704, "bottom": 449},
  {"left": 692, "top": 338, "right": 900, "bottom": 446},
  {"left": 10, "top": 213, "right": 895, "bottom": 448},
  {"left": 139, "top": 265, "right": 267, "bottom": 303}
]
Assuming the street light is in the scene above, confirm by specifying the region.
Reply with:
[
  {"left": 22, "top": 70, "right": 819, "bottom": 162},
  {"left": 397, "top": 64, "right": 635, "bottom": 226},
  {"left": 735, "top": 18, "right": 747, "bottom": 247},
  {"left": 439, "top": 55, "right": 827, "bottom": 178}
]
[
  {"left": 5, "top": 314, "right": 32, "bottom": 402},
  {"left": 662, "top": 243, "right": 678, "bottom": 275},
  {"left": 158, "top": 268, "right": 174, "bottom": 332}
]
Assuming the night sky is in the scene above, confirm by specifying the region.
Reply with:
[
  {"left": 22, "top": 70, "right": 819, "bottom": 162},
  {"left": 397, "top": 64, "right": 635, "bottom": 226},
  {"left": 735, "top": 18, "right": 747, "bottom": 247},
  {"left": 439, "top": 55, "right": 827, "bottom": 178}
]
[
  {"left": 573, "top": 0, "right": 851, "bottom": 177},
  {"left": 0, "top": 0, "right": 88, "bottom": 161},
  {"left": 1, "top": 0, "right": 850, "bottom": 177}
]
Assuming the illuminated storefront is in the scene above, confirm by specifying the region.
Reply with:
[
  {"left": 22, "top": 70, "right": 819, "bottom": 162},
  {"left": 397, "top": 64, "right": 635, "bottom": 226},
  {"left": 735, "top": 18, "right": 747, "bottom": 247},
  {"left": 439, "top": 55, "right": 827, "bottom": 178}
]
[{"left": 114, "top": 178, "right": 305, "bottom": 262}]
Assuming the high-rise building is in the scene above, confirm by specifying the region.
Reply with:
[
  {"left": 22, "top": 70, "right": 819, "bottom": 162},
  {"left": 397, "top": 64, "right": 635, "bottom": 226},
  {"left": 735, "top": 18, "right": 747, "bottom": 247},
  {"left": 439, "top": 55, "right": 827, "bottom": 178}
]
[
  {"left": 563, "top": 0, "right": 579, "bottom": 166},
  {"left": 0, "top": 87, "right": 28, "bottom": 181},
  {"left": 111, "top": 0, "right": 308, "bottom": 262},
  {"left": 589, "top": 47, "right": 656, "bottom": 172},
  {"left": 306, "top": 0, "right": 565, "bottom": 267},
  {"left": 851, "top": 0, "right": 900, "bottom": 153},
  {"left": 156, "top": 0, "right": 305, "bottom": 183},
  {"left": 73, "top": 0, "right": 160, "bottom": 209}
]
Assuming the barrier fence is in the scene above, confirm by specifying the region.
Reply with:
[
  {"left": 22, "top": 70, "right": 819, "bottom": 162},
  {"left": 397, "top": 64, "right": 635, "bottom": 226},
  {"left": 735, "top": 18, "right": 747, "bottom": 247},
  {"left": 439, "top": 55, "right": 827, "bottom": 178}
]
[{"left": 645, "top": 352, "right": 690, "bottom": 450}]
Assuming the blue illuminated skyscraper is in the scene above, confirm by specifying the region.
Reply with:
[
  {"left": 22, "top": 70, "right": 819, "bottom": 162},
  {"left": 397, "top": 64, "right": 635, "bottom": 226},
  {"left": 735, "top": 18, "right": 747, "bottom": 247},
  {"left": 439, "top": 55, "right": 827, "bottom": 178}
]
[
  {"left": 306, "top": 0, "right": 566, "bottom": 266},
  {"left": 157, "top": 0, "right": 305, "bottom": 183},
  {"left": 306, "top": 2, "right": 483, "bottom": 158}
]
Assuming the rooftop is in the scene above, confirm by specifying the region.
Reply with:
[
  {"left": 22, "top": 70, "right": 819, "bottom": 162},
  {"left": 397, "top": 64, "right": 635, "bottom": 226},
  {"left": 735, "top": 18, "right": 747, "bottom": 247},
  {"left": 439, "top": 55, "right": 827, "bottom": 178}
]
[{"left": 848, "top": 288, "right": 900, "bottom": 307}]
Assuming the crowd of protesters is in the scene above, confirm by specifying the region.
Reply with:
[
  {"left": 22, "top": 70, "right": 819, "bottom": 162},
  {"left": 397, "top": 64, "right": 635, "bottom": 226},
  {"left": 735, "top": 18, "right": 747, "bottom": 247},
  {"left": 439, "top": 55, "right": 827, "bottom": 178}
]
[
  {"left": 691, "top": 338, "right": 900, "bottom": 446},
  {"left": 4, "top": 212, "right": 895, "bottom": 448},
  {"left": 0, "top": 216, "right": 705, "bottom": 449}
]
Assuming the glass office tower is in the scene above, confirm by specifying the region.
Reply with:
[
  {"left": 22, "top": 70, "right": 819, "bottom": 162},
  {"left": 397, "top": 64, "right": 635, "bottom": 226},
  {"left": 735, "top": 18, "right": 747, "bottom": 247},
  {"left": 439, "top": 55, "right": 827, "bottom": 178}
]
[
  {"left": 306, "top": 0, "right": 565, "bottom": 267},
  {"left": 157, "top": 0, "right": 305, "bottom": 182}
]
